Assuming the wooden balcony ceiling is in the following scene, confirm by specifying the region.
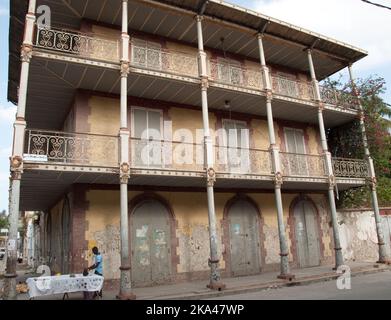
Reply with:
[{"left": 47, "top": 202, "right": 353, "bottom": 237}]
[{"left": 9, "top": 0, "right": 367, "bottom": 105}]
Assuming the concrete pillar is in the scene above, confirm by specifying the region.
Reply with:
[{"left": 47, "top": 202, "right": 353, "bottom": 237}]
[
  {"left": 117, "top": 0, "right": 136, "bottom": 300},
  {"left": 348, "top": 65, "right": 389, "bottom": 263},
  {"left": 196, "top": 15, "right": 225, "bottom": 290},
  {"left": 5, "top": 0, "right": 36, "bottom": 300},
  {"left": 307, "top": 49, "right": 344, "bottom": 269}
]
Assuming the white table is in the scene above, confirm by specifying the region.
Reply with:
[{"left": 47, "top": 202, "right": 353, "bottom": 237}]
[{"left": 26, "top": 274, "right": 104, "bottom": 299}]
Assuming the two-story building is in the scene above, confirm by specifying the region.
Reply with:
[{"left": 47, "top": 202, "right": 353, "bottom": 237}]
[{"left": 6, "top": 0, "right": 388, "bottom": 299}]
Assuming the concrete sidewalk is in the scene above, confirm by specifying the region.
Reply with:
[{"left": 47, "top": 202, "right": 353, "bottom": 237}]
[{"left": 14, "top": 261, "right": 391, "bottom": 300}]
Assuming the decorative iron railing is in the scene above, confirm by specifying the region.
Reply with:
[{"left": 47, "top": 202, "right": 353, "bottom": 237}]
[
  {"left": 130, "top": 138, "right": 272, "bottom": 175},
  {"left": 332, "top": 158, "right": 369, "bottom": 178},
  {"left": 280, "top": 152, "right": 327, "bottom": 177},
  {"left": 130, "top": 138, "right": 205, "bottom": 172},
  {"left": 35, "top": 27, "right": 120, "bottom": 62},
  {"left": 214, "top": 145, "right": 272, "bottom": 175},
  {"left": 319, "top": 86, "right": 359, "bottom": 111},
  {"left": 271, "top": 76, "right": 315, "bottom": 101},
  {"left": 25, "top": 130, "right": 119, "bottom": 167},
  {"left": 130, "top": 44, "right": 199, "bottom": 77},
  {"left": 209, "top": 61, "right": 264, "bottom": 90}
]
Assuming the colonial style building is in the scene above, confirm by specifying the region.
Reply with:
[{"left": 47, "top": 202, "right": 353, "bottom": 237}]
[{"left": 6, "top": 0, "right": 389, "bottom": 298}]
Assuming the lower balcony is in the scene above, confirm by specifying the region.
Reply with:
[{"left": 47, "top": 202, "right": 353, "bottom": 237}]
[{"left": 23, "top": 130, "right": 369, "bottom": 188}]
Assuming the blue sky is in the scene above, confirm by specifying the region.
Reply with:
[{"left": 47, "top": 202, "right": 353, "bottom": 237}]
[{"left": 0, "top": 0, "right": 390, "bottom": 212}]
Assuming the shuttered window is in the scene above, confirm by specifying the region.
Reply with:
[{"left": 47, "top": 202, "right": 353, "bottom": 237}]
[
  {"left": 222, "top": 120, "right": 250, "bottom": 173},
  {"left": 284, "top": 128, "right": 308, "bottom": 176},
  {"left": 131, "top": 107, "right": 163, "bottom": 167}
]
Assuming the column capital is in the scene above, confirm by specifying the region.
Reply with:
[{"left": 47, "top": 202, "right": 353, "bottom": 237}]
[
  {"left": 196, "top": 15, "right": 204, "bottom": 22},
  {"left": 207, "top": 167, "right": 216, "bottom": 187},
  {"left": 274, "top": 172, "right": 283, "bottom": 186},
  {"left": 201, "top": 77, "right": 209, "bottom": 90},
  {"left": 120, "top": 162, "right": 130, "bottom": 184},
  {"left": 20, "top": 45, "right": 33, "bottom": 63},
  {"left": 266, "top": 90, "right": 273, "bottom": 101},
  {"left": 120, "top": 62, "right": 130, "bottom": 77},
  {"left": 257, "top": 33, "right": 265, "bottom": 40},
  {"left": 318, "top": 103, "right": 325, "bottom": 112},
  {"left": 328, "top": 175, "right": 336, "bottom": 189}
]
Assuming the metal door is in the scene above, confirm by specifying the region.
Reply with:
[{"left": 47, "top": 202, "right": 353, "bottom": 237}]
[
  {"left": 131, "top": 200, "right": 172, "bottom": 286},
  {"left": 228, "top": 199, "right": 261, "bottom": 276},
  {"left": 381, "top": 216, "right": 391, "bottom": 258},
  {"left": 294, "top": 200, "right": 321, "bottom": 268}
]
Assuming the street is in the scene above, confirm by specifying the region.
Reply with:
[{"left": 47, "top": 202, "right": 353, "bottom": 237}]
[{"left": 209, "top": 270, "right": 391, "bottom": 300}]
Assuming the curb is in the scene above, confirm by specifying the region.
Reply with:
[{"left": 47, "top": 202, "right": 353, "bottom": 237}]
[{"left": 142, "top": 265, "right": 391, "bottom": 300}]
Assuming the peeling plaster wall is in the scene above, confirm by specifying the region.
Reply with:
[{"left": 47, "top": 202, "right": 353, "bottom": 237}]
[
  {"left": 80, "top": 190, "right": 332, "bottom": 281},
  {"left": 337, "top": 210, "right": 380, "bottom": 262}
]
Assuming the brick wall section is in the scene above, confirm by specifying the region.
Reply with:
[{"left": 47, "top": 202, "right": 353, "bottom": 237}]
[{"left": 70, "top": 185, "right": 89, "bottom": 273}]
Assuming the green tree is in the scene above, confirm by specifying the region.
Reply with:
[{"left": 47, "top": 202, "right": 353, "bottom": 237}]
[
  {"left": 326, "top": 75, "right": 391, "bottom": 208},
  {"left": 0, "top": 210, "right": 8, "bottom": 229}
]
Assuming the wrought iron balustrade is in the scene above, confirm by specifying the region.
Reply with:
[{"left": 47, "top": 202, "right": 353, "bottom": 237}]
[
  {"left": 319, "top": 86, "right": 359, "bottom": 111},
  {"left": 271, "top": 76, "right": 315, "bottom": 101},
  {"left": 332, "top": 158, "right": 369, "bottom": 178},
  {"left": 130, "top": 138, "right": 205, "bottom": 172},
  {"left": 130, "top": 138, "right": 272, "bottom": 175},
  {"left": 25, "top": 130, "right": 119, "bottom": 167},
  {"left": 214, "top": 145, "right": 272, "bottom": 175},
  {"left": 209, "top": 61, "right": 263, "bottom": 90},
  {"left": 35, "top": 27, "right": 120, "bottom": 62},
  {"left": 280, "top": 152, "right": 327, "bottom": 178},
  {"left": 130, "top": 44, "right": 199, "bottom": 77}
]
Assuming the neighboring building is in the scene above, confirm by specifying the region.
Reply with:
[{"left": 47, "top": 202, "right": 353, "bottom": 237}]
[{"left": 7, "top": 0, "right": 389, "bottom": 295}]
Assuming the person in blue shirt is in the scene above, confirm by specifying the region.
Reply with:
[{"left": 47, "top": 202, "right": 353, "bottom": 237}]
[
  {"left": 88, "top": 246, "right": 103, "bottom": 298},
  {"left": 88, "top": 246, "right": 103, "bottom": 276}
]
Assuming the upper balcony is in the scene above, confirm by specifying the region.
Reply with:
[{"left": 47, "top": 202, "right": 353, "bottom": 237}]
[{"left": 33, "top": 26, "right": 360, "bottom": 114}]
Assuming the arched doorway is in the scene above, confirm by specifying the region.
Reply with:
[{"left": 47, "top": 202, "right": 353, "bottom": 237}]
[
  {"left": 292, "top": 198, "right": 321, "bottom": 268},
  {"left": 130, "top": 198, "right": 173, "bottom": 286},
  {"left": 61, "top": 197, "right": 71, "bottom": 274},
  {"left": 226, "top": 197, "right": 262, "bottom": 277}
]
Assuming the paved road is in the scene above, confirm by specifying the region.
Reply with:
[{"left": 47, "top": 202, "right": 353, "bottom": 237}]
[{"left": 209, "top": 270, "right": 391, "bottom": 300}]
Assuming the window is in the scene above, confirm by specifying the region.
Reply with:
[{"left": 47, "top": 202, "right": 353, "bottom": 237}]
[
  {"left": 131, "top": 39, "right": 162, "bottom": 70},
  {"left": 217, "top": 58, "right": 243, "bottom": 86},
  {"left": 131, "top": 107, "right": 163, "bottom": 168},
  {"left": 284, "top": 128, "right": 308, "bottom": 176},
  {"left": 221, "top": 120, "right": 250, "bottom": 173}
]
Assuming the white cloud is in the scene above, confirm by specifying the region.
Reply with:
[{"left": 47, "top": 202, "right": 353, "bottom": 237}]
[
  {"left": 0, "top": 104, "right": 16, "bottom": 124},
  {"left": 250, "top": 0, "right": 391, "bottom": 72}
]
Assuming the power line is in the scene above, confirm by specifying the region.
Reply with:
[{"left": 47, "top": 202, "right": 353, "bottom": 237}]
[{"left": 361, "top": 0, "right": 391, "bottom": 10}]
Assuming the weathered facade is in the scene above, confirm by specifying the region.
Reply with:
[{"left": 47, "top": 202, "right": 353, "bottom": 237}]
[{"left": 5, "top": 0, "right": 390, "bottom": 298}]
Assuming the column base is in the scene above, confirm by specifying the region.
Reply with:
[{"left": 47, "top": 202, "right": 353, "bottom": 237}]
[
  {"left": 277, "top": 274, "right": 295, "bottom": 281},
  {"left": 207, "top": 281, "right": 226, "bottom": 291},
  {"left": 116, "top": 292, "right": 137, "bottom": 300}
]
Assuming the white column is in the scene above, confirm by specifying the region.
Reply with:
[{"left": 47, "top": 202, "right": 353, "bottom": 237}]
[
  {"left": 196, "top": 15, "right": 225, "bottom": 291},
  {"left": 348, "top": 64, "right": 389, "bottom": 263},
  {"left": 117, "top": 0, "right": 136, "bottom": 300},
  {"left": 307, "top": 49, "right": 344, "bottom": 269},
  {"left": 258, "top": 34, "right": 293, "bottom": 279},
  {"left": 5, "top": 0, "right": 36, "bottom": 300}
]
